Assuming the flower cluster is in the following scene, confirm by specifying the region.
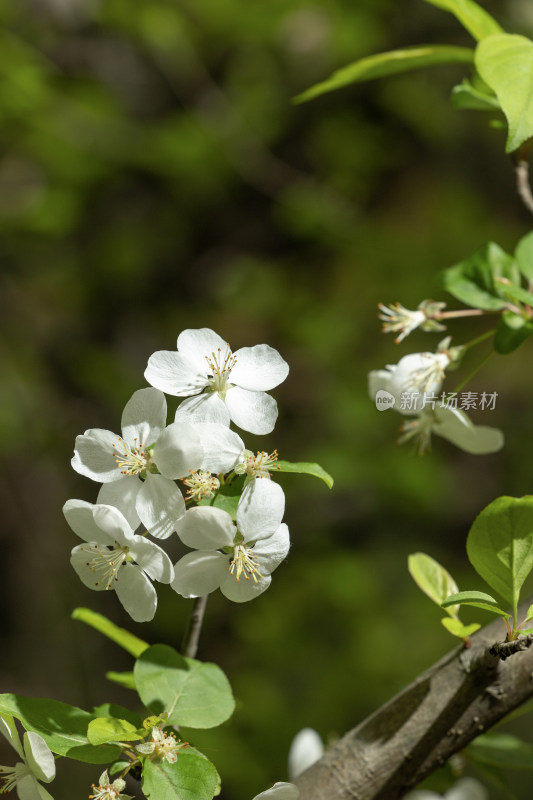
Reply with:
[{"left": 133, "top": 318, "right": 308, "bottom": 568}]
[{"left": 65, "top": 328, "right": 291, "bottom": 620}]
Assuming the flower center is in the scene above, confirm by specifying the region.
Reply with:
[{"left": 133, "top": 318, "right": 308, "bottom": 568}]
[
  {"left": 398, "top": 413, "right": 435, "bottom": 454},
  {"left": 113, "top": 436, "right": 151, "bottom": 477},
  {"left": 82, "top": 544, "right": 129, "bottom": 589},
  {"left": 0, "top": 763, "right": 28, "bottom": 794},
  {"left": 153, "top": 730, "right": 187, "bottom": 763},
  {"left": 89, "top": 780, "right": 125, "bottom": 800},
  {"left": 235, "top": 449, "right": 279, "bottom": 479},
  {"left": 229, "top": 544, "right": 263, "bottom": 583},
  {"left": 403, "top": 353, "right": 450, "bottom": 394},
  {"left": 182, "top": 470, "right": 220, "bottom": 502},
  {"left": 205, "top": 346, "right": 237, "bottom": 394}
]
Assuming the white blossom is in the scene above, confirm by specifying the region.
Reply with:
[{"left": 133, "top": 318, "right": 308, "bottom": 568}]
[
  {"left": 172, "top": 481, "right": 289, "bottom": 603},
  {"left": 288, "top": 728, "right": 324, "bottom": 780},
  {"left": 88, "top": 770, "right": 132, "bottom": 800},
  {"left": 0, "top": 714, "right": 55, "bottom": 800},
  {"left": 378, "top": 300, "right": 446, "bottom": 343},
  {"left": 403, "top": 777, "right": 488, "bottom": 800},
  {"left": 135, "top": 727, "right": 187, "bottom": 764},
  {"left": 252, "top": 783, "right": 299, "bottom": 800},
  {"left": 145, "top": 328, "right": 289, "bottom": 434},
  {"left": 64, "top": 500, "right": 174, "bottom": 622},
  {"left": 398, "top": 406, "right": 504, "bottom": 455}
]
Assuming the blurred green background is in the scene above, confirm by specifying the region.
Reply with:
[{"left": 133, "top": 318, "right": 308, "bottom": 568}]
[{"left": 2, "top": 0, "right": 533, "bottom": 797}]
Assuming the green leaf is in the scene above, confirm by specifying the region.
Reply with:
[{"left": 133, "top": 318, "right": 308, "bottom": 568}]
[
  {"left": 451, "top": 78, "right": 500, "bottom": 111},
  {"left": 134, "top": 644, "right": 235, "bottom": 729},
  {"left": 293, "top": 45, "right": 474, "bottom": 104},
  {"left": 106, "top": 671, "right": 136, "bottom": 690},
  {"left": 276, "top": 460, "right": 334, "bottom": 488},
  {"left": 441, "top": 242, "right": 519, "bottom": 309},
  {"left": 0, "top": 694, "right": 120, "bottom": 763},
  {"left": 71, "top": 607, "right": 149, "bottom": 658},
  {"left": 92, "top": 703, "right": 142, "bottom": 729},
  {"left": 515, "top": 231, "right": 533, "bottom": 280},
  {"left": 494, "top": 280, "right": 533, "bottom": 307},
  {"left": 198, "top": 476, "right": 244, "bottom": 520},
  {"left": 467, "top": 496, "right": 533, "bottom": 609},
  {"left": 407, "top": 552, "right": 460, "bottom": 617},
  {"left": 475, "top": 34, "right": 533, "bottom": 153},
  {"left": 494, "top": 311, "right": 533, "bottom": 354},
  {"left": 524, "top": 604, "right": 533, "bottom": 623},
  {"left": 468, "top": 733, "right": 533, "bottom": 770},
  {"left": 440, "top": 617, "right": 481, "bottom": 637},
  {"left": 87, "top": 717, "right": 142, "bottom": 746},
  {"left": 441, "top": 590, "right": 510, "bottom": 617},
  {"left": 142, "top": 751, "right": 219, "bottom": 800},
  {"left": 423, "top": 0, "right": 503, "bottom": 41}
]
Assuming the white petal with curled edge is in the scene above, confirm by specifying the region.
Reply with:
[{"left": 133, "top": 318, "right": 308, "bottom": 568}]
[
  {"left": 70, "top": 544, "right": 112, "bottom": 592},
  {"left": 231, "top": 344, "right": 289, "bottom": 391},
  {"left": 136, "top": 473, "right": 185, "bottom": 539},
  {"left": 130, "top": 536, "right": 174, "bottom": 584},
  {"left": 92, "top": 504, "right": 135, "bottom": 547},
  {"left": 237, "top": 480, "right": 285, "bottom": 542},
  {"left": 71, "top": 428, "right": 121, "bottom": 483},
  {"left": 121, "top": 388, "right": 167, "bottom": 447},
  {"left": 152, "top": 421, "right": 203, "bottom": 480},
  {"left": 97, "top": 479, "right": 141, "bottom": 532},
  {"left": 15, "top": 774, "right": 54, "bottom": 800},
  {"left": 176, "top": 506, "right": 235, "bottom": 550},
  {"left": 434, "top": 408, "right": 504, "bottom": 454},
  {"left": 253, "top": 524, "right": 290, "bottom": 575},
  {"left": 115, "top": 564, "right": 157, "bottom": 622},
  {"left": 145, "top": 350, "right": 207, "bottom": 397},
  {"left": 0, "top": 714, "right": 23, "bottom": 758},
  {"left": 220, "top": 572, "right": 272, "bottom": 603},
  {"left": 368, "top": 370, "right": 413, "bottom": 418},
  {"left": 445, "top": 778, "right": 489, "bottom": 800},
  {"left": 252, "top": 783, "right": 300, "bottom": 800},
  {"left": 177, "top": 328, "right": 228, "bottom": 370},
  {"left": 225, "top": 387, "right": 278, "bottom": 434},
  {"left": 288, "top": 728, "right": 324, "bottom": 780},
  {"left": 23, "top": 733, "right": 55, "bottom": 783},
  {"left": 175, "top": 393, "right": 231, "bottom": 426},
  {"left": 171, "top": 551, "right": 230, "bottom": 598},
  {"left": 63, "top": 500, "right": 115, "bottom": 546},
  {"left": 195, "top": 423, "right": 245, "bottom": 473}
]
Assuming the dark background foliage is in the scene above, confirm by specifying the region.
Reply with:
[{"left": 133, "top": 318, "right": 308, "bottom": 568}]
[{"left": 2, "top": 0, "right": 533, "bottom": 797}]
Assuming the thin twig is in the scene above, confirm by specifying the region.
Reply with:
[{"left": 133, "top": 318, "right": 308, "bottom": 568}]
[
  {"left": 513, "top": 140, "right": 533, "bottom": 216},
  {"left": 181, "top": 595, "right": 209, "bottom": 659}
]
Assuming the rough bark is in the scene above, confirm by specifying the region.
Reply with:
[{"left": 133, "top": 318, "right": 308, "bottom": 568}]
[{"left": 295, "top": 606, "right": 533, "bottom": 800}]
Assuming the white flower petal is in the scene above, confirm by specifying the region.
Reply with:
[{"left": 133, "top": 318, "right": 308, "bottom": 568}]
[
  {"left": 63, "top": 500, "right": 115, "bottom": 545},
  {"left": 220, "top": 572, "right": 271, "bottom": 603},
  {"left": 195, "top": 423, "right": 245, "bottom": 473},
  {"left": 445, "top": 778, "right": 489, "bottom": 800},
  {"left": 175, "top": 393, "right": 231, "bottom": 426},
  {"left": 253, "top": 523, "right": 290, "bottom": 574},
  {"left": 71, "top": 429, "right": 121, "bottom": 483},
  {"left": 434, "top": 408, "right": 504, "bottom": 454},
  {"left": 252, "top": 784, "right": 299, "bottom": 800},
  {"left": 237, "top": 480, "right": 285, "bottom": 542},
  {"left": 136, "top": 473, "right": 185, "bottom": 539},
  {"left": 225, "top": 387, "right": 278, "bottom": 434},
  {"left": 171, "top": 551, "right": 229, "bottom": 598},
  {"left": 97, "top": 479, "right": 142, "bottom": 532},
  {"left": 115, "top": 564, "right": 157, "bottom": 622},
  {"left": 0, "top": 715, "right": 23, "bottom": 758},
  {"left": 23, "top": 733, "right": 55, "bottom": 784},
  {"left": 152, "top": 422, "right": 203, "bottom": 480},
  {"left": 121, "top": 388, "right": 167, "bottom": 447},
  {"left": 70, "top": 545, "right": 111, "bottom": 592},
  {"left": 145, "top": 350, "right": 207, "bottom": 396},
  {"left": 176, "top": 506, "right": 235, "bottom": 550},
  {"left": 15, "top": 774, "right": 53, "bottom": 800},
  {"left": 92, "top": 505, "right": 134, "bottom": 546},
  {"left": 177, "top": 328, "right": 228, "bottom": 370},
  {"left": 288, "top": 728, "right": 324, "bottom": 780},
  {"left": 130, "top": 536, "right": 174, "bottom": 584},
  {"left": 231, "top": 345, "right": 289, "bottom": 391}
]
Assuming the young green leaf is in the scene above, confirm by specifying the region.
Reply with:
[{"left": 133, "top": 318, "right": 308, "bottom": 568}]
[
  {"left": 451, "top": 78, "right": 500, "bottom": 111},
  {"left": 198, "top": 476, "right": 245, "bottom": 520},
  {"left": 494, "top": 281, "right": 533, "bottom": 307},
  {"left": 515, "top": 231, "right": 533, "bottom": 281},
  {"left": 71, "top": 607, "right": 149, "bottom": 658},
  {"left": 293, "top": 45, "right": 474, "bottom": 104},
  {"left": 475, "top": 34, "right": 533, "bottom": 153},
  {"left": 440, "top": 617, "right": 481, "bottom": 638},
  {"left": 494, "top": 312, "right": 533, "bottom": 354},
  {"left": 0, "top": 694, "right": 120, "bottom": 763},
  {"left": 106, "top": 671, "right": 136, "bottom": 690},
  {"left": 134, "top": 644, "right": 235, "bottom": 729},
  {"left": 441, "top": 242, "right": 518, "bottom": 309},
  {"left": 407, "top": 552, "right": 459, "bottom": 617},
  {"left": 276, "top": 460, "right": 333, "bottom": 488},
  {"left": 142, "top": 751, "right": 219, "bottom": 800},
  {"left": 423, "top": 0, "right": 503, "bottom": 41},
  {"left": 92, "top": 703, "right": 142, "bottom": 729},
  {"left": 87, "top": 717, "right": 142, "bottom": 746},
  {"left": 441, "top": 590, "right": 509, "bottom": 617},
  {"left": 524, "top": 604, "right": 533, "bottom": 624},
  {"left": 467, "top": 733, "right": 533, "bottom": 770},
  {"left": 467, "top": 496, "right": 533, "bottom": 611}
]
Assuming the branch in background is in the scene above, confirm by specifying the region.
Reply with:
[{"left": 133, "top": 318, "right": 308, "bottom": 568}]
[{"left": 181, "top": 594, "right": 209, "bottom": 659}]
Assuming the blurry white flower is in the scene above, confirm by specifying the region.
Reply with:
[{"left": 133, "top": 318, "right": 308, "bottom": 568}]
[
  {"left": 252, "top": 783, "right": 299, "bottom": 800},
  {"left": 172, "top": 481, "right": 288, "bottom": 603},
  {"left": 145, "top": 328, "right": 289, "bottom": 434},
  {"left": 64, "top": 500, "right": 174, "bottom": 622},
  {"left": 404, "top": 777, "right": 488, "bottom": 800},
  {"left": 0, "top": 714, "right": 55, "bottom": 800},
  {"left": 378, "top": 300, "right": 446, "bottom": 343},
  {"left": 88, "top": 770, "right": 132, "bottom": 799},
  {"left": 399, "top": 406, "right": 504, "bottom": 455},
  {"left": 288, "top": 728, "right": 324, "bottom": 779}
]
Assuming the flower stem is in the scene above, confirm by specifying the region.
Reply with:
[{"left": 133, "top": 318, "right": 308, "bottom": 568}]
[
  {"left": 461, "top": 328, "right": 496, "bottom": 350},
  {"left": 181, "top": 595, "right": 209, "bottom": 659},
  {"left": 449, "top": 349, "right": 494, "bottom": 395},
  {"left": 435, "top": 309, "right": 486, "bottom": 320}
]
